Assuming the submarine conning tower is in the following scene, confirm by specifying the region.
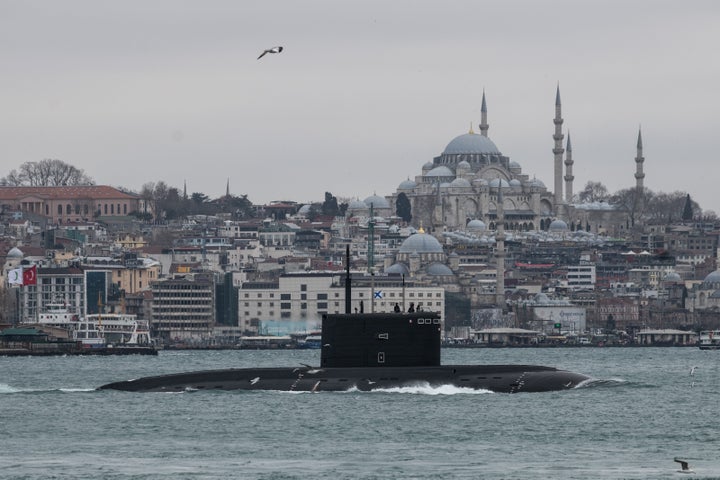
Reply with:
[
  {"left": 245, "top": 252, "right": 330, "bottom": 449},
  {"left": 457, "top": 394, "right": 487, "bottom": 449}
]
[{"left": 321, "top": 312, "right": 442, "bottom": 368}]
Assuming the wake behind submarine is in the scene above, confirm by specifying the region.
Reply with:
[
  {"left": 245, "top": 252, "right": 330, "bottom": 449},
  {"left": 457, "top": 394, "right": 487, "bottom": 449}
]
[{"left": 99, "top": 255, "right": 590, "bottom": 394}]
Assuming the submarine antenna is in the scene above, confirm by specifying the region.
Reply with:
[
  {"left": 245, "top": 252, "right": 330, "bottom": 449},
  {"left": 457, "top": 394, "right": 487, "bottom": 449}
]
[{"left": 345, "top": 244, "right": 351, "bottom": 314}]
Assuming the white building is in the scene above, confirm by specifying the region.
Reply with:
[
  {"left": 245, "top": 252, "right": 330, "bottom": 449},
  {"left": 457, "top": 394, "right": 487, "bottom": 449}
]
[{"left": 238, "top": 272, "right": 445, "bottom": 335}]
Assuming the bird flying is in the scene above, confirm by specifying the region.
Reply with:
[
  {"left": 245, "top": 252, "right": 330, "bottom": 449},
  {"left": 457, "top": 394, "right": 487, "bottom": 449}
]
[{"left": 257, "top": 46, "right": 283, "bottom": 60}]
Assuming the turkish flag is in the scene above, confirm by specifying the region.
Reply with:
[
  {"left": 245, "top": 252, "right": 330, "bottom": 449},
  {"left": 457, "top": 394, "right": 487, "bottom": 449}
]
[{"left": 23, "top": 265, "right": 37, "bottom": 286}]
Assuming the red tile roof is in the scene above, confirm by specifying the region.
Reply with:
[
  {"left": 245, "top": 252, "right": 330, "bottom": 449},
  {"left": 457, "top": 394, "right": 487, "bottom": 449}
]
[{"left": 0, "top": 185, "right": 139, "bottom": 200}]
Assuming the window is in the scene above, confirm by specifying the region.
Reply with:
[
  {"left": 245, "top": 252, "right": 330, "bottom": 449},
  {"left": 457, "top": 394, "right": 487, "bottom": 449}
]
[
  {"left": 318, "top": 302, "right": 327, "bottom": 309},
  {"left": 301, "top": 294, "right": 307, "bottom": 300},
  {"left": 300, "top": 284, "right": 307, "bottom": 292},
  {"left": 301, "top": 303, "right": 307, "bottom": 310},
  {"left": 66, "top": 204, "right": 71, "bottom": 214},
  {"left": 317, "top": 293, "right": 327, "bottom": 300},
  {"left": 281, "top": 303, "right": 291, "bottom": 309},
  {"left": 280, "top": 294, "right": 291, "bottom": 300}
]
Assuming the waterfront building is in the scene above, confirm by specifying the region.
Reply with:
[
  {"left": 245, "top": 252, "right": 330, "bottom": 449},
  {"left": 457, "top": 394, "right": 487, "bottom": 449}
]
[
  {"left": 150, "top": 274, "right": 215, "bottom": 342},
  {"left": 238, "top": 272, "right": 445, "bottom": 335}
]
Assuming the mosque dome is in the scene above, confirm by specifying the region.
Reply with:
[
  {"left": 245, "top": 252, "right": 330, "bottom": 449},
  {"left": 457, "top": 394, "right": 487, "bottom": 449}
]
[
  {"left": 488, "top": 178, "right": 510, "bottom": 188},
  {"left": 528, "top": 178, "right": 546, "bottom": 188},
  {"left": 664, "top": 272, "right": 682, "bottom": 283},
  {"left": 398, "top": 179, "right": 417, "bottom": 190},
  {"left": 509, "top": 179, "right": 522, "bottom": 188},
  {"left": 364, "top": 195, "right": 390, "bottom": 209},
  {"left": 7, "top": 247, "right": 23, "bottom": 258},
  {"left": 422, "top": 161, "right": 434, "bottom": 171},
  {"left": 548, "top": 219, "right": 569, "bottom": 232},
  {"left": 467, "top": 219, "right": 487, "bottom": 232},
  {"left": 509, "top": 161, "right": 521, "bottom": 170},
  {"left": 426, "top": 166, "right": 455, "bottom": 178},
  {"left": 347, "top": 199, "right": 367, "bottom": 213},
  {"left": 449, "top": 178, "right": 471, "bottom": 188},
  {"left": 385, "top": 263, "right": 410, "bottom": 276},
  {"left": 399, "top": 233, "right": 444, "bottom": 254},
  {"left": 443, "top": 132, "right": 500, "bottom": 155},
  {"left": 456, "top": 160, "right": 471, "bottom": 173},
  {"left": 702, "top": 270, "right": 720, "bottom": 286},
  {"left": 426, "top": 263, "right": 454, "bottom": 276}
]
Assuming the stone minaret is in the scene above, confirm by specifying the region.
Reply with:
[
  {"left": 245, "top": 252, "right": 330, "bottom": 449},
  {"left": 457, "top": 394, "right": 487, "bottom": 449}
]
[
  {"left": 553, "top": 85, "right": 565, "bottom": 209},
  {"left": 495, "top": 185, "right": 506, "bottom": 308},
  {"left": 564, "top": 132, "right": 574, "bottom": 203},
  {"left": 635, "top": 128, "right": 645, "bottom": 190},
  {"left": 479, "top": 90, "right": 489, "bottom": 137}
]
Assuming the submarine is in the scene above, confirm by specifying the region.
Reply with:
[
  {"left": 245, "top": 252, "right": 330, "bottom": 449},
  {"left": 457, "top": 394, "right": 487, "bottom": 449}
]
[{"left": 99, "top": 251, "right": 590, "bottom": 394}]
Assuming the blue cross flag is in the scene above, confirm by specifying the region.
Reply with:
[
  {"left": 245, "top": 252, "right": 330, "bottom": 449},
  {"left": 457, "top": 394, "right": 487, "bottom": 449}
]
[{"left": 374, "top": 290, "right": 383, "bottom": 299}]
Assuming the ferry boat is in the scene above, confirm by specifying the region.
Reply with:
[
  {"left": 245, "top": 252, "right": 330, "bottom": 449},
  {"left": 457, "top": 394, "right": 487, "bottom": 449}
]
[
  {"left": 698, "top": 330, "right": 720, "bottom": 350},
  {"left": 30, "top": 304, "right": 152, "bottom": 347}
]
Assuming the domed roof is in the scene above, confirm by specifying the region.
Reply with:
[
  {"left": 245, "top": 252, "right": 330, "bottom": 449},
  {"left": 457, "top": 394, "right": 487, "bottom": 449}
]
[
  {"left": 347, "top": 199, "right": 367, "bottom": 212},
  {"left": 528, "top": 178, "right": 546, "bottom": 188},
  {"left": 509, "top": 161, "right": 521, "bottom": 169},
  {"left": 509, "top": 179, "right": 521, "bottom": 187},
  {"left": 467, "top": 219, "right": 486, "bottom": 231},
  {"left": 443, "top": 132, "right": 500, "bottom": 155},
  {"left": 457, "top": 160, "right": 471, "bottom": 170},
  {"left": 703, "top": 270, "right": 720, "bottom": 285},
  {"left": 549, "top": 219, "right": 569, "bottom": 232},
  {"left": 398, "top": 179, "right": 417, "bottom": 190},
  {"left": 664, "top": 272, "right": 682, "bottom": 283},
  {"left": 426, "top": 166, "right": 454, "bottom": 177},
  {"left": 6, "top": 247, "right": 23, "bottom": 258},
  {"left": 385, "top": 263, "right": 410, "bottom": 276},
  {"left": 426, "top": 263, "right": 454, "bottom": 276},
  {"left": 449, "top": 178, "right": 471, "bottom": 188},
  {"left": 422, "top": 161, "right": 434, "bottom": 170},
  {"left": 364, "top": 195, "right": 390, "bottom": 209},
  {"left": 297, "top": 204, "right": 311, "bottom": 215},
  {"left": 399, "top": 233, "right": 444, "bottom": 254},
  {"left": 488, "top": 178, "right": 510, "bottom": 188}
]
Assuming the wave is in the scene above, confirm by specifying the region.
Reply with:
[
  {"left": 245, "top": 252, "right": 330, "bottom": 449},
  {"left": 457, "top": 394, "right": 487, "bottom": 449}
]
[
  {"left": 348, "top": 383, "right": 493, "bottom": 395},
  {"left": 575, "top": 377, "right": 629, "bottom": 389},
  {"left": 0, "top": 383, "right": 96, "bottom": 394}
]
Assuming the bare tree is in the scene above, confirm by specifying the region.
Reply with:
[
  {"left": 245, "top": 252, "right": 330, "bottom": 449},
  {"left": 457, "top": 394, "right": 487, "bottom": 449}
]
[
  {"left": 576, "top": 181, "right": 610, "bottom": 203},
  {"left": 1, "top": 159, "right": 94, "bottom": 186}
]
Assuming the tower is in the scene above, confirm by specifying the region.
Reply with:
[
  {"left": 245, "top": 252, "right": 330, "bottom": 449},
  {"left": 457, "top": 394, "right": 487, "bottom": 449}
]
[
  {"left": 495, "top": 185, "right": 506, "bottom": 308},
  {"left": 564, "top": 132, "right": 574, "bottom": 203},
  {"left": 635, "top": 127, "right": 645, "bottom": 190},
  {"left": 553, "top": 85, "right": 565, "bottom": 209},
  {"left": 479, "top": 89, "right": 489, "bottom": 137}
]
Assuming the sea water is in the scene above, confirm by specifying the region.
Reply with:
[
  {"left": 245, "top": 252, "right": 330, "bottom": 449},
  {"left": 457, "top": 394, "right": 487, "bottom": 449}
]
[{"left": 1, "top": 348, "right": 718, "bottom": 479}]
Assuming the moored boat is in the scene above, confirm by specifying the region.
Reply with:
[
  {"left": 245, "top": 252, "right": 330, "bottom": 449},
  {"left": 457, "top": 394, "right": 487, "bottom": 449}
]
[{"left": 698, "top": 330, "right": 720, "bottom": 350}]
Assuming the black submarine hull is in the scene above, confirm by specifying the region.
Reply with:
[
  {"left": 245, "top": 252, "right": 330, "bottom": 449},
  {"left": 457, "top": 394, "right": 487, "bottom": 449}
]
[{"left": 98, "top": 364, "right": 589, "bottom": 393}]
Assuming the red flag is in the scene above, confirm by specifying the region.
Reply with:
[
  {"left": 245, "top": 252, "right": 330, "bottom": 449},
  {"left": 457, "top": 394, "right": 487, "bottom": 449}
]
[{"left": 22, "top": 265, "right": 37, "bottom": 286}]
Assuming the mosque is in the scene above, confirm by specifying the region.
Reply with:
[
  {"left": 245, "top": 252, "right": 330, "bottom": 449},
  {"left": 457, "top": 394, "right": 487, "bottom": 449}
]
[{"left": 389, "top": 87, "right": 643, "bottom": 236}]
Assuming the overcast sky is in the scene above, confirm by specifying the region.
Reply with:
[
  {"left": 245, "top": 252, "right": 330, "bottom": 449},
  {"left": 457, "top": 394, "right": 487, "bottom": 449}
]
[{"left": 2, "top": 1, "right": 718, "bottom": 213}]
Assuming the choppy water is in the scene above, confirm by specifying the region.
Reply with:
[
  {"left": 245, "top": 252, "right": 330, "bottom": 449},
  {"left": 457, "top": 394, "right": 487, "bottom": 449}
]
[{"left": 1, "top": 347, "right": 718, "bottom": 479}]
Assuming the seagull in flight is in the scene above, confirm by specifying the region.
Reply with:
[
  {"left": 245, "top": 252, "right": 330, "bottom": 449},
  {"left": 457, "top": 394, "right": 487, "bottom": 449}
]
[{"left": 257, "top": 46, "right": 283, "bottom": 60}]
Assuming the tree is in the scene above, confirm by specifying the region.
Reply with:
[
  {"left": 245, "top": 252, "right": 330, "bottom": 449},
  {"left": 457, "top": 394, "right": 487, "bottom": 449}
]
[
  {"left": 682, "top": 194, "right": 694, "bottom": 222},
  {"left": 321, "top": 192, "right": 340, "bottom": 217},
  {"left": 577, "top": 181, "right": 609, "bottom": 203},
  {"left": 611, "top": 187, "right": 651, "bottom": 227},
  {"left": 396, "top": 192, "right": 412, "bottom": 223},
  {"left": 1, "top": 159, "right": 94, "bottom": 186}
]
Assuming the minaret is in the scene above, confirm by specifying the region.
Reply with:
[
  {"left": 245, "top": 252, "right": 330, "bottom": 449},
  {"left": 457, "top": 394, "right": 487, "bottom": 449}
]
[
  {"left": 183, "top": 180, "right": 188, "bottom": 200},
  {"left": 553, "top": 85, "right": 565, "bottom": 209},
  {"left": 495, "top": 184, "right": 506, "bottom": 308},
  {"left": 479, "top": 89, "right": 489, "bottom": 137},
  {"left": 564, "top": 132, "right": 574, "bottom": 203},
  {"left": 635, "top": 127, "right": 645, "bottom": 190},
  {"left": 226, "top": 178, "right": 230, "bottom": 197}
]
